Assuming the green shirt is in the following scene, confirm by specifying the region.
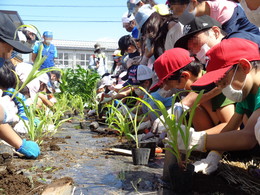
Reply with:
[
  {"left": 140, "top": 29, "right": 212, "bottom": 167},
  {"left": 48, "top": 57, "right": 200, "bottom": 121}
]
[
  {"left": 236, "top": 87, "right": 260, "bottom": 118},
  {"left": 211, "top": 93, "right": 235, "bottom": 112}
]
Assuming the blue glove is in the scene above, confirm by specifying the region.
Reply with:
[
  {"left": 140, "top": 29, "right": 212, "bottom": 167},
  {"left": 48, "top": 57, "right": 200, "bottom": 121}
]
[{"left": 17, "top": 139, "right": 40, "bottom": 159}]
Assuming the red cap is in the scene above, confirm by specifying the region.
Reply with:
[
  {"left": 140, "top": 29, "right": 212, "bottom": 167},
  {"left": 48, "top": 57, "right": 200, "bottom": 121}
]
[
  {"left": 192, "top": 38, "right": 260, "bottom": 89},
  {"left": 150, "top": 48, "right": 194, "bottom": 91}
]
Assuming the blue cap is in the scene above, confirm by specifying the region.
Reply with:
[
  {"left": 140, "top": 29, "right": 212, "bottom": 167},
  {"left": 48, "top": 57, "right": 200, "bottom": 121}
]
[{"left": 43, "top": 31, "right": 53, "bottom": 38}]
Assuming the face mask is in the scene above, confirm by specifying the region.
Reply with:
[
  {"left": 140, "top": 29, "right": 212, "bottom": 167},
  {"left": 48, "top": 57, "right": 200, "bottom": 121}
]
[
  {"left": 158, "top": 88, "right": 175, "bottom": 98},
  {"left": 45, "top": 40, "right": 52, "bottom": 45},
  {"left": 134, "top": 88, "right": 146, "bottom": 96},
  {"left": 222, "top": 66, "right": 247, "bottom": 102},
  {"left": 196, "top": 43, "right": 211, "bottom": 65},
  {"left": 178, "top": 3, "right": 197, "bottom": 25}
]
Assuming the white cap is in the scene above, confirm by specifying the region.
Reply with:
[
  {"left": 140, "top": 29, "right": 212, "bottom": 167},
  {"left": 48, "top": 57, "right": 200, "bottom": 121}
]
[
  {"left": 122, "top": 12, "right": 135, "bottom": 24},
  {"left": 135, "top": 4, "right": 155, "bottom": 29},
  {"left": 135, "top": 0, "right": 141, "bottom": 4},
  {"left": 137, "top": 65, "right": 153, "bottom": 81},
  {"left": 38, "top": 73, "right": 50, "bottom": 84}
]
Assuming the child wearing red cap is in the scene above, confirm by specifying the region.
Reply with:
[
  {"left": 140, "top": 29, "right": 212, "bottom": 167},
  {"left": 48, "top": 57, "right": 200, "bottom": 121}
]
[{"left": 177, "top": 38, "right": 260, "bottom": 175}]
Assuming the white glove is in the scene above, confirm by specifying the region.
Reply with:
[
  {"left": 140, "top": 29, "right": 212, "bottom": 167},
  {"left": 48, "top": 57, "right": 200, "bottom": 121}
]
[
  {"left": 173, "top": 102, "right": 190, "bottom": 121},
  {"left": 14, "top": 120, "right": 28, "bottom": 134},
  {"left": 101, "top": 97, "right": 113, "bottom": 104},
  {"left": 176, "top": 124, "right": 207, "bottom": 152},
  {"left": 138, "top": 120, "right": 151, "bottom": 130},
  {"left": 255, "top": 117, "right": 260, "bottom": 145},
  {"left": 151, "top": 115, "right": 168, "bottom": 134},
  {"left": 0, "top": 95, "right": 19, "bottom": 123},
  {"left": 193, "top": 151, "right": 222, "bottom": 174}
]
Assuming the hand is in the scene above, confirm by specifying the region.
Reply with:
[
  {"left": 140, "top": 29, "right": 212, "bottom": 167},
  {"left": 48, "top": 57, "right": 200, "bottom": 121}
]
[
  {"left": 16, "top": 139, "right": 40, "bottom": 158},
  {"left": 177, "top": 124, "right": 207, "bottom": 152},
  {"left": 151, "top": 117, "right": 167, "bottom": 134},
  {"left": 13, "top": 120, "right": 28, "bottom": 134},
  {"left": 101, "top": 97, "right": 112, "bottom": 104},
  {"left": 254, "top": 117, "right": 260, "bottom": 145},
  {"left": 173, "top": 102, "right": 189, "bottom": 121},
  {"left": 193, "top": 151, "right": 222, "bottom": 174},
  {"left": 0, "top": 95, "right": 19, "bottom": 123}
]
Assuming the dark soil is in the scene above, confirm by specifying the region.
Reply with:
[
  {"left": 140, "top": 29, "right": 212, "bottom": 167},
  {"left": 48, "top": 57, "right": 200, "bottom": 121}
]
[{"left": 0, "top": 118, "right": 259, "bottom": 194}]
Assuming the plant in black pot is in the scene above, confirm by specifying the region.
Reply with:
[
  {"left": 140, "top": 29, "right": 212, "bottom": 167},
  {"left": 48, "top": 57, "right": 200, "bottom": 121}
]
[
  {"left": 129, "top": 88, "right": 204, "bottom": 193},
  {"left": 124, "top": 103, "right": 151, "bottom": 166},
  {"left": 161, "top": 91, "right": 204, "bottom": 193}
]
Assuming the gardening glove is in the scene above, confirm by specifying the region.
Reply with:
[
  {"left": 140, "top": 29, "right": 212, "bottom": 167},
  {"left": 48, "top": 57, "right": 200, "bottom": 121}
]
[
  {"left": 13, "top": 120, "right": 29, "bottom": 134},
  {"left": 176, "top": 125, "right": 207, "bottom": 152},
  {"left": 138, "top": 120, "right": 151, "bottom": 131},
  {"left": 254, "top": 117, "right": 260, "bottom": 145},
  {"left": 193, "top": 151, "right": 222, "bottom": 175},
  {"left": 0, "top": 95, "right": 19, "bottom": 123},
  {"left": 151, "top": 116, "right": 167, "bottom": 134},
  {"left": 16, "top": 139, "right": 40, "bottom": 159},
  {"left": 101, "top": 97, "right": 113, "bottom": 104},
  {"left": 173, "top": 102, "right": 190, "bottom": 121}
]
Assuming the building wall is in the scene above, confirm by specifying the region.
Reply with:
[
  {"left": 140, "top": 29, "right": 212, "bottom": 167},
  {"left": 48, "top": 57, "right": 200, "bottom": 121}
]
[{"left": 52, "top": 40, "right": 118, "bottom": 72}]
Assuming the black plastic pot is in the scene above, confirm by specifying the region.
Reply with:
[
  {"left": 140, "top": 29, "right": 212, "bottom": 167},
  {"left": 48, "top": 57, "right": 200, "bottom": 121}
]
[
  {"left": 131, "top": 148, "right": 151, "bottom": 165},
  {"left": 169, "top": 163, "right": 194, "bottom": 193},
  {"left": 140, "top": 140, "right": 156, "bottom": 160}
]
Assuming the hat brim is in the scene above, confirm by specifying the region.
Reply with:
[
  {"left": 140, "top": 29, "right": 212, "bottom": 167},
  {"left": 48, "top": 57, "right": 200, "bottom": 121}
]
[
  {"left": 191, "top": 66, "right": 232, "bottom": 90},
  {"left": 0, "top": 36, "right": 32, "bottom": 54},
  {"left": 174, "top": 28, "right": 210, "bottom": 49}
]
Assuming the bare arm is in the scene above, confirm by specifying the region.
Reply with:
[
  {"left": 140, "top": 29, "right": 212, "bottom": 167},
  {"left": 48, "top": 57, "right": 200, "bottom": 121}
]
[
  {"left": 181, "top": 87, "right": 222, "bottom": 108},
  {"left": 0, "top": 124, "right": 22, "bottom": 149},
  {"left": 206, "top": 108, "right": 260, "bottom": 151},
  {"left": 38, "top": 93, "right": 54, "bottom": 108},
  {"left": 205, "top": 105, "right": 240, "bottom": 135}
]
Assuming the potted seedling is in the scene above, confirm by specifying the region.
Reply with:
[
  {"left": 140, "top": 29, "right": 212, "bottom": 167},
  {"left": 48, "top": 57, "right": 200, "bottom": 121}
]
[
  {"left": 120, "top": 101, "right": 150, "bottom": 166},
  {"left": 127, "top": 87, "right": 203, "bottom": 192}
]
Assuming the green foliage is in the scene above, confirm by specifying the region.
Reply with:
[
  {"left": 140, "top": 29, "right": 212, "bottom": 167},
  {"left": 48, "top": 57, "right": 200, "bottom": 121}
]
[
  {"left": 105, "top": 102, "right": 132, "bottom": 139},
  {"left": 105, "top": 100, "right": 147, "bottom": 148},
  {"left": 124, "top": 87, "right": 204, "bottom": 169},
  {"left": 59, "top": 65, "right": 100, "bottom": 108}
]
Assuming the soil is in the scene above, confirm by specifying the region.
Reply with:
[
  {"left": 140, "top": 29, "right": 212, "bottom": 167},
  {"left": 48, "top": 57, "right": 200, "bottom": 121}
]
[{"left": 0, "top": 118, "right": 259, "bottom": 195}]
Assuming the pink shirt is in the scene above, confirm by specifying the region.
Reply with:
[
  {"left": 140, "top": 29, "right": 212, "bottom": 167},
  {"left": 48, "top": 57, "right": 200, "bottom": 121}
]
[{"left": 206, "top": 0, "right": 237, "bottom": 24}]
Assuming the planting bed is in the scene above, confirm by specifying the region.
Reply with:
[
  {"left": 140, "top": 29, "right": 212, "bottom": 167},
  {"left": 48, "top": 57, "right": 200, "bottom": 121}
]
[{"left": 0, "top": 119, "right": 259, "bottom": 194}]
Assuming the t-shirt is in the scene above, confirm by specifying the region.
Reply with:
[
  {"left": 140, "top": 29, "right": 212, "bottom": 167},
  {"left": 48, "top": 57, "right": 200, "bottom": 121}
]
[
  {"left": 206, "top": 0, "right": 237, "bottom": 24},
  {"left": 240, "top": 0, "right": 260, "bottom": 27},
  {"left": 211, "top": 93, "right": 234, "bottom": 112},
  {"left": 236, "top": 87, "right": 260, "bottom": 118},
  {"left": 33, "top": 42, "right": 58, "bottom": 58}
]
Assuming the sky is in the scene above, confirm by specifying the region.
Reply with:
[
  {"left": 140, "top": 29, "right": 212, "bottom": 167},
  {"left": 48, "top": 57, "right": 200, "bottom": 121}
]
[{"left": 0, "top": 0, "right": 167, "bottom": 43}]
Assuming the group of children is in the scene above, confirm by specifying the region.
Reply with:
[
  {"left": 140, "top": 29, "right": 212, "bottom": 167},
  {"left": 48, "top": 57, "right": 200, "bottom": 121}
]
[{"left": 97, "top": 0, "right": 260, "bottom": 177}]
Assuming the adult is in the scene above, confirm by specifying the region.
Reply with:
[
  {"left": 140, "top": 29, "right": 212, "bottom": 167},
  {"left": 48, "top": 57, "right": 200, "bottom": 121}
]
[
  {"left": 32, "top": 31, "right": 58, "bottom": 70},
  {"left": 89, "top": 43, "right": 108, "bottom": 76},
  {"left": 0, "top": 12, "right": 40, "bottom": 161}
]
